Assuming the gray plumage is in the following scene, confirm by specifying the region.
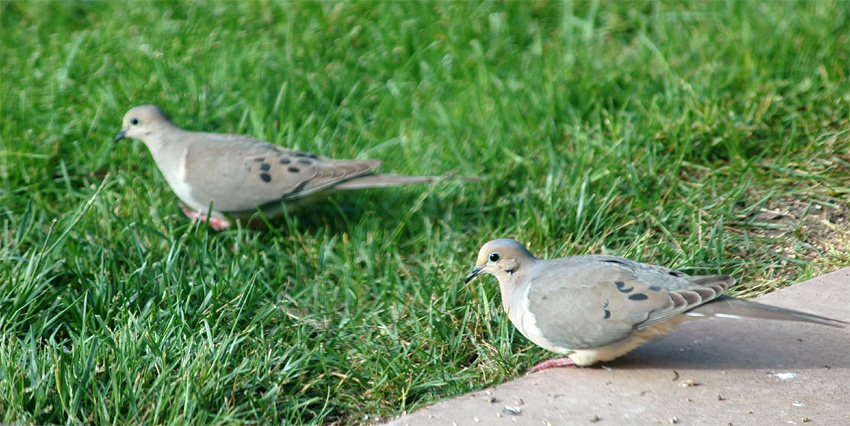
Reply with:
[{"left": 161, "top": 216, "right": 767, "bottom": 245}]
[
  {"left": 115, "top": 105, "right": 444, "bottom": 229},
  {"left": 465, "top": 239, "right": 846, "bottom": 370}
]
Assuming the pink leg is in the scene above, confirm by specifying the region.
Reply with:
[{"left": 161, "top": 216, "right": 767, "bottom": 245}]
[
  {"left": 206, "top": 217, "right": 231, "bottom": 231},
  {"left": 179, "top": 203, "right": 231, "bottom": 231},
  {"left": 528, "top": 356, "right": 578, "bottom": 373}
]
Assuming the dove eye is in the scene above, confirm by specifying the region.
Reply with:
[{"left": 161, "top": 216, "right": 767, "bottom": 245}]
[
  {"left": 130, "top": 117, "right": 139, "bottom": 125},
  {"left": 488, "top": 253, "right": 501, "bottom": 262}
]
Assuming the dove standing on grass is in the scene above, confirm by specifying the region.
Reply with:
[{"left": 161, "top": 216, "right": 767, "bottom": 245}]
[
  {"left": 465, "top": 239, "right": 847, "bottom": 372},
  {"left": 115, "top": 105, "right": 453, "bottom": 230}
]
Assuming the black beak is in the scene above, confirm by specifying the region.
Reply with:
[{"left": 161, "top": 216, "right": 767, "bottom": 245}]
[
  {"left": 113, "top": 129, "right": 128, "bottom": 143},
  {"left": 464, "top": 265, "right": 484, "bottom": 283}
]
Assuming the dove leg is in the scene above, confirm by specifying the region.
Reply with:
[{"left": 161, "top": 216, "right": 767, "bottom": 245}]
[
  {"left": 205, "top": 217, "right": 231, "bottom": 231},
  {"left": 528, "top": 356, "right": 578, "bottom": 373},
  {"left": 179, "top": 203, "right": 231, "bottom": 231}
]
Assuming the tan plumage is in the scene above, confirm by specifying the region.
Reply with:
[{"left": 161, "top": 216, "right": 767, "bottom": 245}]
[
  {"left": 114, "top": 105, "right": 445, "bottom": 230},
  {"left": 465, "top": 239, "right": 846, "bottom": 371}
]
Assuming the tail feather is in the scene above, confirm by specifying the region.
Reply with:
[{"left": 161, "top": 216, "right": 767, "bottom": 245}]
[
  {"left": 334, "top": 174, "right": 437, "bottom": 189},
  {"left": 335, "top": 173, "right": 478, "bottom": 190},
  {"left": 689, "top": 296, "right": 847, "bottom": 328}
]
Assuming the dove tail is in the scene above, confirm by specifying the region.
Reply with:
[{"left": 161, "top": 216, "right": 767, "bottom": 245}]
[
  {"left": 333, "top": 174, "right": 441, "bottom": 189},
  {"left": 687, "top": 296, "right": 847, "bottom": 328}
]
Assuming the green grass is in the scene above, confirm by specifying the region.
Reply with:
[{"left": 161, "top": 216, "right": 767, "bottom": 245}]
[{"left": 1, "top": 0, "right": 848, "bottom": 424}]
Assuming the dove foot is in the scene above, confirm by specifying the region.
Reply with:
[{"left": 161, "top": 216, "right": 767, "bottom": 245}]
[
  {"left": 179, "top": 203, "right": 231, "bottom": 231},
  {"left": 528, "top": 356, "right": 578, "bottom": 373}
]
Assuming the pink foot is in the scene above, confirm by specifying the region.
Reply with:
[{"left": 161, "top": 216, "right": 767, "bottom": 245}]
[
  {"left": 179, "top": 203, "right": 231, "bottom": 231},
  {"left": 528, "top": 356, "right": 578, "bottom": 373}
]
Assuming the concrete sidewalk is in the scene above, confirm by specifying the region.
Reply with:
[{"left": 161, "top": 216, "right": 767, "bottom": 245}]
[{"left": 384, "top": 268, "right": 850, "bottom": 426}]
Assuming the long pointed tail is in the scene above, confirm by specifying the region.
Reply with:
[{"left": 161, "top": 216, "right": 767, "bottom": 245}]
[
  {"left": 688, "top": 296, "right": 847, "bottom": 328},
  {"left": 334, "top": 173, "right": 478, "bottom": 190}
]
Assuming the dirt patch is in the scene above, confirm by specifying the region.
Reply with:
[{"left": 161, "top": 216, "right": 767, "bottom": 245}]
[{"left": 741, "top": 195, "right": 850, "bottom": 284}]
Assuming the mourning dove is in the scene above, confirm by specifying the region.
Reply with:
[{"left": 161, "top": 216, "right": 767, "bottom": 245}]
[
  {"left": 465, "top": 239, "right": 847, "bottom": 372},
  {"left": 115, "top": 105, "right": 453, "bottom": 230}
]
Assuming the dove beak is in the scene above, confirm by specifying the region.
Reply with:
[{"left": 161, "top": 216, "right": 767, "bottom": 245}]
[
  {"left": 113, "top": 128, "right": 128, "bottom": 143},
  {"left": 464, "top": 265, "right": 484, "bottom": 283}
]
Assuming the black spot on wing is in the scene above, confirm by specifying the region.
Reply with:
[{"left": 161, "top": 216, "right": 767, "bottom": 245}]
[
  {"left": 260, "top": 163, "right": 271, "bottom": 171},
  {"left": 297, "top": 158, "right": 312, "bottom": 165},
  {"left": 648, "top": 285, "right": 662, "bottom": 291},
  {"left": 254, "top": 158, "right": 265, "bottom": 162},
  {"left": 615, "top": 281, "right": 635, "bottom": 293},
  {"left": 628, "top": 293, "right": 648, "bottom": 301},
  {"left": 259, "top": 173, "right": 271, "bottom": 183},
  {"left": 603, "top": 309, "right": 611, "bottom": 319},
  {"left": 288, "top": 167, "right": 300, "bottom": 173},
  {"left": 280, "top": 158, "right": 291, "bottom": 164}
]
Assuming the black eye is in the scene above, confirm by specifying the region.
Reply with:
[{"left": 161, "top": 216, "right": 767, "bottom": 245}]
[
  {"left": 130, "top": 117, "right": 139, "bottom": 125},
  {"left": 488, "top": 253, "right": 500, "bottom": 262}
]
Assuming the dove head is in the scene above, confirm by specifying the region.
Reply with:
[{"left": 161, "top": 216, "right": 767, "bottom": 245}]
[
  {"left": 465, "top": 239, "right": 537, "bottom": 284},
  {"left": 114, "top": 105, "right": 175, "bottom": 143}
]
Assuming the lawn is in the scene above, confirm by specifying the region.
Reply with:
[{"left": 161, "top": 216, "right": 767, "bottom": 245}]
[{"left": 1, "top": 1, "right": 848, "bottom": 424}]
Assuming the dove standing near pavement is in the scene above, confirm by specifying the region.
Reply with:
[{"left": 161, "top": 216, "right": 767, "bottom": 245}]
[
  {"left": 113, "top": 105, "right": 459, "bottom": 230},
  {"left": 465, "top": 239, "right": 847, "bottom": 372}
]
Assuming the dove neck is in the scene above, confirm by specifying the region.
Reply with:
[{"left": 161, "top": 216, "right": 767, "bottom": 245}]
[
  {"left": 142, "top": 126, "right": 190, "bottom": 184},
  {"left": 141, "top": 123, "right": 187, "bottom": 159},
  {"left": 497, "top": 259, "right": 536, "bottom": 314}
]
